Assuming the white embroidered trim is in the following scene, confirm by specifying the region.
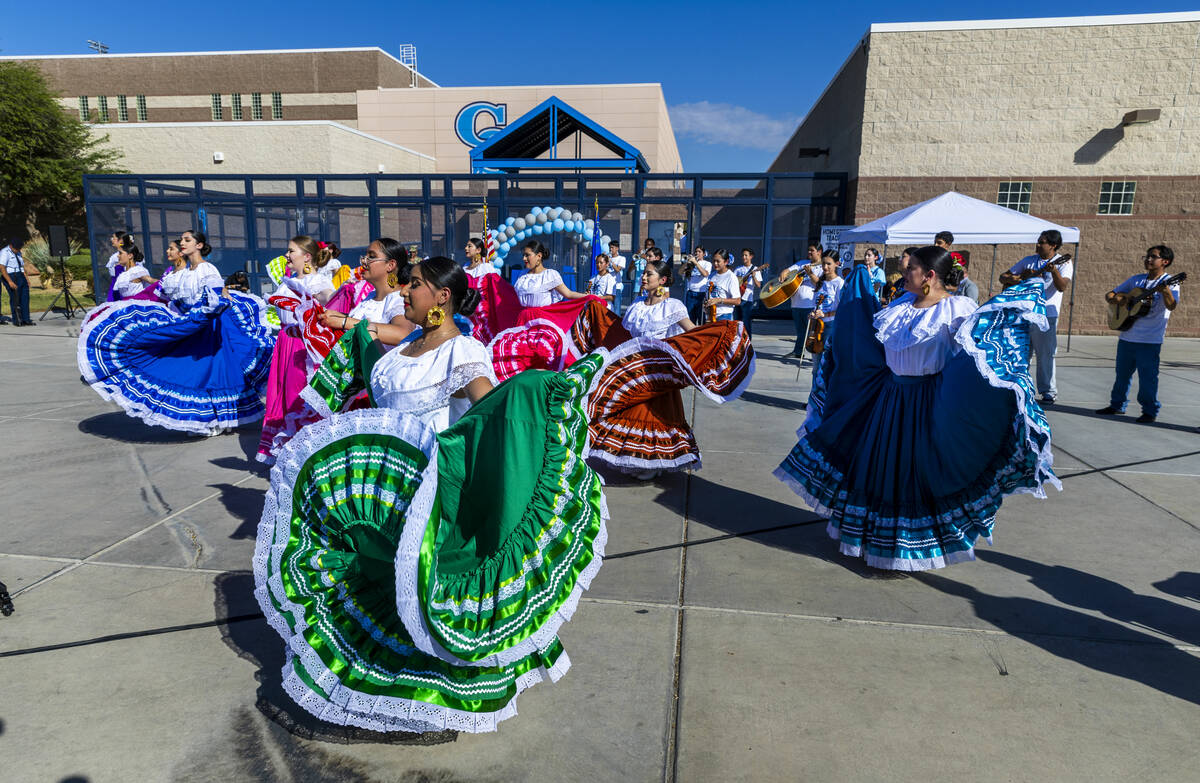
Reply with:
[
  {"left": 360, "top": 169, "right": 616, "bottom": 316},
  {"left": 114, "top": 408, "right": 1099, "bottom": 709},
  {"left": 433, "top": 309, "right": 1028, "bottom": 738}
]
[
  {"left": 394, "top": 362, "right": 610, "bottom": 670},
  {"left": 253, "top": 408, "right": 564, "bottom": 733},
  {"left": 76, "top": 299, "right": 264, "bottom": 436},
  {"left": 953, "top": 295, "right": 1061, "bottom": 499}
]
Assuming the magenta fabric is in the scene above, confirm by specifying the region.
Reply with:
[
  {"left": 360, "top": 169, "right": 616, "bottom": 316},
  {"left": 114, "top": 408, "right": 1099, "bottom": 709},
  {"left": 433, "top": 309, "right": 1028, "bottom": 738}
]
[
  {"left": 326, "top": 280, "right": 374, "bottom": 315},
  {"left": 256, "top": 326, "right": 318, "bottom": 464}
]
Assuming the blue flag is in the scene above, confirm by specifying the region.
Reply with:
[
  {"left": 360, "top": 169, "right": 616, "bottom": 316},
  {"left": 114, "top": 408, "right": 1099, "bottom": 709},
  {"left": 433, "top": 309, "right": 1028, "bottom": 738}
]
[{"left": 590, "top": 200, "right": 602, "bottom": 277}]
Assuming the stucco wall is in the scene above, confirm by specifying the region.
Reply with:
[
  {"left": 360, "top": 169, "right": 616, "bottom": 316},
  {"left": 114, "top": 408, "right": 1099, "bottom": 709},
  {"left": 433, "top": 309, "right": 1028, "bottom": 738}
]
[{"left": 94, "top": 122, "right": 435, "bottom": 175}]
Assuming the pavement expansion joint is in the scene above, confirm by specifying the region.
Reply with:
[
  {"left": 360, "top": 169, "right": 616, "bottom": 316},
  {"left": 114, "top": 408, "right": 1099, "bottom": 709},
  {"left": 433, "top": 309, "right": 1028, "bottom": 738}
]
[{"left": 10, "top": 472, "right": 259, "bottom": 598}]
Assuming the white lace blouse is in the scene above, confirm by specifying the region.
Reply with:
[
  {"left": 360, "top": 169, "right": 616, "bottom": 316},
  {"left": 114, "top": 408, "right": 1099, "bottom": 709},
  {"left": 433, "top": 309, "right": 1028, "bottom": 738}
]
[
  {"left": 368, "top": 333, "right": 497, "bottom": 431},
  {"left": 465, "top": 263, "right": 498, "bottom": 279},
  {"left": 873, "top": 296, "right": 978, "bottom": 376},
  {"left": 348, "top": 290, "right": 406, "bottom": 323},
  {"left": 622, "top": 297, "right": 689, "bottom": 339},
  {"left": 159, "top": 262, "right": 224, "bottom": 306},
  {"left": 514, "top": 269, "right": 564, "bottom": 307},
  {"left": 113, "top": 264, "right": 152, "bottom": 298}
]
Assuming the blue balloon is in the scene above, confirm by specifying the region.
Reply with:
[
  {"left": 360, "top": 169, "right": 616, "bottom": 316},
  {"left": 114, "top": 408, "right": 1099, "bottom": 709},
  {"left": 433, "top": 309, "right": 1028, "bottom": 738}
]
[
  {"left": 505, "top": 217, "right": 515, "bottom": 226},
  {"left": 532, "top": 224, "right": 544, "bottom": 234},
  {"left": 531, "top": 207, "right": 543, "bottom": 216},
  {"left": 583, "top": 228, "right": 594, "bottom": 241},
  {"left": 499, "top": 242, "right": 511, "bottom": 254},
  {"left": 515, "top": 230, "right": 527, "bottom": 241},
  {"left": 564, "top": 220, "right": 575, "bottom": 232},
  {"left": 552, "top": 218, "right": 565, "bottom": 231},
  {"left": 492, "top": 259, "right": 504, "bottom": 269}
]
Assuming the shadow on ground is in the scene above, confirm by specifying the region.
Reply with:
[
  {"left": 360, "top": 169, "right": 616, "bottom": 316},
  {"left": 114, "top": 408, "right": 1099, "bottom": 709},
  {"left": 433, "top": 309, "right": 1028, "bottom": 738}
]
[
  {"left": 78, "top": 411, "right": 203, "bottom": 445},
  {"left": 1047, "top": 403, "right": 1200, "bottom": 435},
  {"left": 917, "top": 553, "right": 1200, "bottom": 707},
  {"left": 212, "top": 571, "right": 458, "bottom": 748},
  {"left": 210, "top": 428, "right": 271, "bottom": 475}
]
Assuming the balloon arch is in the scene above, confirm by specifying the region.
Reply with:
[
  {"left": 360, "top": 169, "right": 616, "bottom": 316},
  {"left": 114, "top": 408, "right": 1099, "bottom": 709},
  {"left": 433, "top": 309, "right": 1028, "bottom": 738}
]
[{"left": 486, "top": 205, "right": 612, "bottom": 268}]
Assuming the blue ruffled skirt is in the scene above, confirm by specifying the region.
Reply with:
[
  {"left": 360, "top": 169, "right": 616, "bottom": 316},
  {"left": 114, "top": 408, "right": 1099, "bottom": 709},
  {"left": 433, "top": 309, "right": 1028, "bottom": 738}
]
[
  {"left": 775, "top": 268, "right": 1060, "bottom": 571},
  {"left": 78, "top": 292, "right": 275, "bottom": 435}
]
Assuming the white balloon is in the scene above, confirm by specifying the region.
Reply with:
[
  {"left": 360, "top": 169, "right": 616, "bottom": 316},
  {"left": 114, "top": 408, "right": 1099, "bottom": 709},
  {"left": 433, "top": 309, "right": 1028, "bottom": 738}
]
[
  {"left": 514, "top": 218, "right": 526, "bottom": 230},
  {"left": 584, "top": 219, "right": 594, "bottom": 230},
  {"left": 525, "top": 213, "right": 536, "bottom": 225},
  {"left": 536, "top": 212, "right": 548, "bottom": 224},
  {"left": 505, "top": 226, "right": 516, "bottom": 238},
  {"left": 600, "top": 235, "right": 611, "bottom": 246}
]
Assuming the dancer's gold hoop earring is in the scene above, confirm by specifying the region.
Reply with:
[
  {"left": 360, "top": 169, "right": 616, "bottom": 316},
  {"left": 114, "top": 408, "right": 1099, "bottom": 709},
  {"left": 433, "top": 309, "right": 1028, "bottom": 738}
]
[
  {"left": 427, "top": 305, "right": 446, "bottom": 327},
  {"left": 921, "top": 282, "right": 931, "bottom": 297}
]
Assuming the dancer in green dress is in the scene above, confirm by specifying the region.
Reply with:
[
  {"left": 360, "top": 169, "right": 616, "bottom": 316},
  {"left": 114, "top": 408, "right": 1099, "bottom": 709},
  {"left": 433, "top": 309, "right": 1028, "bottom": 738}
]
[{"left": 254, "top": 257, "right": 608, "bottom": 732}]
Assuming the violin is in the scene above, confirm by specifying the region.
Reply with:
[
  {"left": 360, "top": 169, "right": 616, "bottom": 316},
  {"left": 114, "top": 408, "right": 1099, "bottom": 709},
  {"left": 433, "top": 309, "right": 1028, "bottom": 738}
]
[{"left": 805, "top": 290, "right": 829, "bottom": 354}]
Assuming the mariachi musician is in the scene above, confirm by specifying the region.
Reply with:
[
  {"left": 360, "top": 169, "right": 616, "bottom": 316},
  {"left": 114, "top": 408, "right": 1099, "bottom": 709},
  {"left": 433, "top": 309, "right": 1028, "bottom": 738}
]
[{"left": 807, "top": 250, "right": 845, "bottom": 355}]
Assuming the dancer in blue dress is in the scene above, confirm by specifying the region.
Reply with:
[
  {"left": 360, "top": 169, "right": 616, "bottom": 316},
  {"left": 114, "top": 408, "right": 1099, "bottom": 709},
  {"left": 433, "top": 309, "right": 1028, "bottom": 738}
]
[
  {"left": 775, "top": 246, "right": 1060, "bottom": 571},
  {"left": 78, "top": 229, "right": 274, "bottom": 435}
]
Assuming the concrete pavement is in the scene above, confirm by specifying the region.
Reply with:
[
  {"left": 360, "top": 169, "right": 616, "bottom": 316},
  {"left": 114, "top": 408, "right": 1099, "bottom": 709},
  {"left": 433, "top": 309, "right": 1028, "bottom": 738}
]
[{"left": 1, "top": 314, "right": 1198, "bottom": 782}]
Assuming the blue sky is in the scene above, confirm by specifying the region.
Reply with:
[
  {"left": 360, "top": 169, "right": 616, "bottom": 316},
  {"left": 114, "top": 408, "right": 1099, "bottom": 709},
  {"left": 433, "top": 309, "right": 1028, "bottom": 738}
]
[{"left": 4, "top": 1, "right": 1196, "bottom": 171}]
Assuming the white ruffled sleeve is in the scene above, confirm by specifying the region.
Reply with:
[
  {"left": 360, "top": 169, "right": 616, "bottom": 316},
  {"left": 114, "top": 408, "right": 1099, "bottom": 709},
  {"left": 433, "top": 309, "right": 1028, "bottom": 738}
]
[
  {"left": 381, "top": 291, "right": 406, "bottom": 322},
  {"left": 874, "top": 297, "right": 979, "bottom": 375}
]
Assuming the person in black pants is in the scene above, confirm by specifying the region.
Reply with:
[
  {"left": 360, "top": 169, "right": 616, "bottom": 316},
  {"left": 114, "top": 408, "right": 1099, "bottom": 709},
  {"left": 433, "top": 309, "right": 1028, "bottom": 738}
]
[{"left": 0, "top": 237, "right": 32, "bottom": 326}]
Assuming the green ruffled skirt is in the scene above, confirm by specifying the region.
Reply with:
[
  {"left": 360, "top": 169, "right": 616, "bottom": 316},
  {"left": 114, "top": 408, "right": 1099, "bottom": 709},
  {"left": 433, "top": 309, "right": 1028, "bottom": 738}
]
[{"left": 253, "top": 353, "right": 608, "bottom": 733}]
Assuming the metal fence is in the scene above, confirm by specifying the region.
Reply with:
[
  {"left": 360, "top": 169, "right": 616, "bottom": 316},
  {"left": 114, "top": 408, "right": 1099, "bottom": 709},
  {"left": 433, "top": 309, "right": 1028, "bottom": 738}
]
[{"left": 83, "top": 172, "right": 846, "bottom": 309}]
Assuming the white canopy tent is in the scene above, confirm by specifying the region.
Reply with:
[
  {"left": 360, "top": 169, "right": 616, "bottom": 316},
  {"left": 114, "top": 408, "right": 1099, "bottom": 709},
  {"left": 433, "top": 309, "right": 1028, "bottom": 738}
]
[{"left": 837, "top": 191, "right": 1082, "bottom": 348}]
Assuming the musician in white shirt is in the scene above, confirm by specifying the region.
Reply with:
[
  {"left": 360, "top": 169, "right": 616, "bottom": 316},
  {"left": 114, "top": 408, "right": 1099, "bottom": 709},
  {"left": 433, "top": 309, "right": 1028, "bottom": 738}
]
[
  {"left": 1095, "top": 245, "right": 1180, "bottom": 424},
  {"left": 783, "top": 243, "right": 822, "bottom": 359},
  {"left": 586, "top": 254, "right": 617, "bottom": 308},
  {"left": 703, "top": 250, "right": 741, "bottom": 322},
  {"left": 683, "top": 246, "right": 712, "bottom": 323},
  {"left": 734, "top": 248, "right": 763, "bottom": 337},
  {"left": 1000, "top": 230, "right": 1073, "bottom": 404}
]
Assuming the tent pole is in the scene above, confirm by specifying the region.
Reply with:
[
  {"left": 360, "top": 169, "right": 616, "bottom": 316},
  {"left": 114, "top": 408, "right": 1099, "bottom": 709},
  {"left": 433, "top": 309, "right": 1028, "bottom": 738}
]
[
  {"left": 1066, "top": 241, "right": 1078, "bottom": 353},
  {"left": 988, "top": 244, "right": 997, "bottom": 298}
]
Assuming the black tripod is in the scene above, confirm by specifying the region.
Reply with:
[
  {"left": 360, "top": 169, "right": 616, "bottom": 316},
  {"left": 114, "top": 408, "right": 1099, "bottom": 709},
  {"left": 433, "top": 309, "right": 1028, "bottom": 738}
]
[
  {"left": 39, "top": 253, "right": 87, "bottom": 321},
  {"left": 0, "top": 580, "right": 13, "bottom": 616}
]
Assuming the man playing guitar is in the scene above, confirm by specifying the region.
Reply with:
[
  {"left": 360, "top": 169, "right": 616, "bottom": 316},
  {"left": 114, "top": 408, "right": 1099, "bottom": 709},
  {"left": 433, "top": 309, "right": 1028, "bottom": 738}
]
[
  {"left": 1000, "top": 229, "right": 1073, "bottom": 404},
  {"left": 1096, "top": 245, "right": 1181, "bottom": 424}
]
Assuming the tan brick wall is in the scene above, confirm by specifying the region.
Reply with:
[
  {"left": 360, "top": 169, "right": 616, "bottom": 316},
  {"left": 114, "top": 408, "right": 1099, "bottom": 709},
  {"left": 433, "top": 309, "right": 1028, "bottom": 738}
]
[
  {"left": 860, "top": 22, "right": 1200, "bottom": 177},
  {"left": 854, "top": 175, "right": 1200, "bottom": 336}
]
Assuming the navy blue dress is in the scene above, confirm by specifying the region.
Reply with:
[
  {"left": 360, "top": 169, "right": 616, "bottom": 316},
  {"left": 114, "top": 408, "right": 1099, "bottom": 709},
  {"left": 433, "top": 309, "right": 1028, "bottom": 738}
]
[{"left": 775, "top": 266, "right": 1060, "bottom": 570}]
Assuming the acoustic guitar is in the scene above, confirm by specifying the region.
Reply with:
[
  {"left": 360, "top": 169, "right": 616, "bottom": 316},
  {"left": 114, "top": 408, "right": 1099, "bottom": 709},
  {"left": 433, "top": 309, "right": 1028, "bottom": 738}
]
[
  {"left": 1107, "top": 272, "right": 1186, "bottom": 331},
  {"left": 760, "top": 267, "right": 804, "bottom": 308}
]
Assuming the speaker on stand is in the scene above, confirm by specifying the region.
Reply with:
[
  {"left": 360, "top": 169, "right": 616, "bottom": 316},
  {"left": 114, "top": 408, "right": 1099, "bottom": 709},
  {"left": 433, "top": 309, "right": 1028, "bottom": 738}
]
[{"left": 39, "top": 224, "right": 86, "bottom": 321}]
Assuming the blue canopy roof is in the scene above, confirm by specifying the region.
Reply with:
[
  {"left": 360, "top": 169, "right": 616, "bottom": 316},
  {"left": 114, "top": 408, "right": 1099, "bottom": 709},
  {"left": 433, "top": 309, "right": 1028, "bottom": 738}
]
[{"left": 470, "top": 96, "right": 650, "bottom": 174}]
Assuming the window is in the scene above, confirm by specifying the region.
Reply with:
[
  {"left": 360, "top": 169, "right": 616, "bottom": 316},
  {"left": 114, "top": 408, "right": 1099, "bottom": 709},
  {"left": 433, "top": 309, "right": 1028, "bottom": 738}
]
[
  {"left": 231, "top": 93, "right": 242, "bottom": 121},
  {"left": 1098, "top": 181, "right": 1136, "bottom": 215},
  {"left": 136, "top": 95, "right": 147, "bottom": 122},
  {"left": 210, "top": 93, "right": 223, "bottom": 121},
  {"left": 271, "top": 91, "right": 283, "bottom": 120},
  {"left": 997, "top": 181, "right": 1032, "bottom": 213},
  {"left": 117, "top": 95, "right": 129, "bottom": 122},
  {"left": 78, "top": 96, "right": 89, "bottom": 121},
  {"left": 251, "top": 92, "right": 263, "bottom": 120},
  {"left": 97, "top": 95, "right": 109, "bottom": 123}
]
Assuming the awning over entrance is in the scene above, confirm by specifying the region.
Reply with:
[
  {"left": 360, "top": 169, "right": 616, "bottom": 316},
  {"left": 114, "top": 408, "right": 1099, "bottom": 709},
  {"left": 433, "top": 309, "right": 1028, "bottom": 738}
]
[{"left": 470, "top": 96, "right": 650, "bottom": 174}]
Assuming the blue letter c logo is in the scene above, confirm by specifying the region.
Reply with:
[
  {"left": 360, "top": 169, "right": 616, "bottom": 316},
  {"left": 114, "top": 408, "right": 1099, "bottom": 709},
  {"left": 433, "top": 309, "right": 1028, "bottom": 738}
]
[{"left": 455, "top": 101, "right": 507, "bottom": 147}]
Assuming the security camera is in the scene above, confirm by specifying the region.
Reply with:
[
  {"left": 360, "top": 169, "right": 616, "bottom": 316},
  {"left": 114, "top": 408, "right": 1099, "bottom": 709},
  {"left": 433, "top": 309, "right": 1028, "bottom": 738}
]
[{"left": 213, "top": 151, "right": 225, "bottom": 164}]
